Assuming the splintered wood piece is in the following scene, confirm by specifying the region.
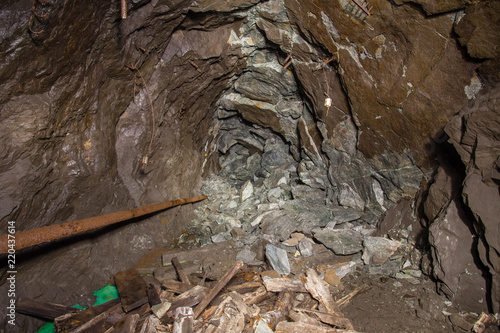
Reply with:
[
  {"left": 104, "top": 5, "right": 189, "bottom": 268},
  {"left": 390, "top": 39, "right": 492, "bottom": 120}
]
[
  {"left": 241, "top": 286, "right": 269, "bottom": 305},
  {"left": 193, "top": 261, "right": 244, "bottom": 319},
  {"left": 172, "top": 307, "right": 194, "bottom": 333},
  {"left": 54, "top": 298, "right": 121, "bottom": 332},
  {"left": 275, "top": 321, "right": 337, "bottom": 333},
  {"left": 166, "top": 285, "right": 208, "bottom": 319},
  {"left": 226, "top": 281, "right": 262, "bottom": 294},
  {"left": 17, "top": 298, "right": 78, "bottom": 321},
  {"left": 263, "top": 278, "right": 307, "bottom": 293},
  {"left": 260, "top": 291, "right": 295, "bottom": 329},
  {"left": 337, "top": 284, "right": 365, "bottom": 308},
  {"left": 139, "top": 315, "right": 162, "bottom": 333},
  {"left": 214, "top": 304, "right": 245, "bottom": 333},
  {"left": 288, "top": 309, "right": 324, "bottom": 326},
  {"left": 143, "top": 276, "right": 163, "bottom": 295},
  {"left": 303, "top": 268, "right": 341, "bottom": 317},
  {"left": 473, "top": 312, "right": 498, "bottom": 333},
  {"left": 70, "top": 303, "right": 124, "bottom": 333},
  {"left": 295, "top": 308, "right": 353, "bottom": 330},
  {"left": 172, "top": 257, "right": 191, "bottom": 285},
  {"left": 115, "top": 268, "right": 149, "bottom": 312},
  {"left": 162, "top": 279, "right": 196, "bottom": 294},
  {"left": 229, "top": 292, "right": 259, "bottom": 319},
  {"left": 113, "top": 313, "right": 140, "bottom": 333},
  {"left": 147, "top": 283, "right": 162, "bottom": 307}
]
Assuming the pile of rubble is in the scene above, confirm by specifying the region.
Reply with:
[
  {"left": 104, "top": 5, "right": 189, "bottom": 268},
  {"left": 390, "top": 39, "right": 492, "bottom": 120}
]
[{"left": 16, "top": 239, "right": 498, "bottom": 333}]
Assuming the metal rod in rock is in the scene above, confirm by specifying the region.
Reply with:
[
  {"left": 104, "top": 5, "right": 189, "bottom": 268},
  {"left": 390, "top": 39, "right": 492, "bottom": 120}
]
[{"left": 0, "top": 195, "right": 207, "bottom": 254}]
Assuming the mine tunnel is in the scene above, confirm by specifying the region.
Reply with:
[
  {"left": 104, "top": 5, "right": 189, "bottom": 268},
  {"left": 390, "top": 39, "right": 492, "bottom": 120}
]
[{"left": 0, "top": 0, "right": 499, "bottom": 332}]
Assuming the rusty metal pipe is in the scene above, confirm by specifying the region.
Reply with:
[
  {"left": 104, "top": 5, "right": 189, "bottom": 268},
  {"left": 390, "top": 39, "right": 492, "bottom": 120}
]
[
  {"left": 120, "top": 0, "right": 127, "bottom": 19},
  {"left": 0, "top": 195, "right": 207, "bottom": 254}
]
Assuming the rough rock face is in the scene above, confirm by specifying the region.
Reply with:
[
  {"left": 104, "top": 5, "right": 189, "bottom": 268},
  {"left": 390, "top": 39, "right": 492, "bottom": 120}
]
[
  {"left": 443, "top": 85, "right": 500, "bottom": 312},
  {"left": 422, "top": 83, "right": 499, "bottom": 313},
  {"left": 454, "top": 0, "right": 500, "bottom": 84},
  {"left": 0, "top": 0, "right": 498, "bottom": 330}
]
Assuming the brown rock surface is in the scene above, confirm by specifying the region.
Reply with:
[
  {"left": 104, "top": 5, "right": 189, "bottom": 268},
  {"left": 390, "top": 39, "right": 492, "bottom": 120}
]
[
  {"left": 444, "top": 85, "right": 500, "bottom": 312},
  {"left": 285, "top": 0, "right": 477, "bottom": 166}
]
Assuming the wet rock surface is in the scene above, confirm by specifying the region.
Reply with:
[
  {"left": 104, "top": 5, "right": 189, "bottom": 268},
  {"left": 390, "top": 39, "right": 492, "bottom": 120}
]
[{"left": 0, "top": 0, "right": 499, "bottom": 331}]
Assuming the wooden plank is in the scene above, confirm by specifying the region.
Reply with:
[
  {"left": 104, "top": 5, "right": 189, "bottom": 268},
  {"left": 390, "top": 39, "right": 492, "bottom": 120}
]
[
  {"left": 162, "top": 279, "right": 196, "bottom": 294},
  {"left": 165, "top": 285, "right": 208, "bottom": 320},
  {"left": 228, "top": 292, "right": 259, "bottom": 319},
  {"left": 214, "top": 304, "right": 244, "bottom": 333},
  {"left": 263, "top": 278, "right": 307, "bottom": 293},
  {"left": 193, "top": 261, "right": 244, "bottom": 319},
  {"left": 17, "top": 298, "right": 78, "bottom": 321},
  {"left": 288, "top": 309, "right": 324, "bottom": 326},
  {"left": 226, "top": 281, "right": 262, "bottom": 294},
  {"left": 138, "top": 315, "right": 162, "bottom": 333},
  {"left": 54, "top": 298, "right": 121, "bottom": 332},
  {"left": 172, "top": 307, "right": 194, "bottom": 333},
  {"left": 241, "top": 286, "right": 270, "bottom": 305},
  {"left": 70, "top": 303, "right": 124, "bottom": 333},
  {"left": 112, "top": 313, "right": 140, "bottom": 333},
  {"left": 302, "top": 268, "right": 341, "bottom": 316},
  {"left": 260, "top": 291, "right": 295, "bottom": 329},
  {"left": 146, "top": 283, "right": 161, "bottom": 307},
  {"left": 172, "top": 257, "right": 191, "bottom": 285},
  {"left": 114, "top": 268, "right": 149, "bottom": 312}
]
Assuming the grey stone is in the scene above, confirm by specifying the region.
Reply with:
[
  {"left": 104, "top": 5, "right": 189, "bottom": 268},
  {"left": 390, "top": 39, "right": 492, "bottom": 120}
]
[
  {"left": 260, "top": 210, "right": 321, "bottom": 241},
  {"left": 362, "top": 237, "right": 401, "bottom": 266},
  {"left": 211, "top": 231, "right": 232, "bottom": 243},
  {"left": 236, "top": 248, "right": 257, "bottom": 265},
  {"left": 151, "top": 301, "right": 171, "bottom": 319},
  {"left": 330, "top": 206, "right": 363, "bottom": 224},
  {"left": 298, "top": 238, "right": 314, "bottom": 257},
  {"left": 338, "top": 183, "right": 365, "bottom": 211},
  {"left": 265, "top": 243, "right": 291, "bottom": 275},
  {"left": 368, "top": 257, "right": 403, "bottom": 276},
  {"left": 240, "top": 180, "right": 254, "bottom": 202},
  {"left": 312, "top": 228, "right": 364, "bottom": 255},
  {"left": 266, "top": 187, "right": 283, "bottom": 202}
]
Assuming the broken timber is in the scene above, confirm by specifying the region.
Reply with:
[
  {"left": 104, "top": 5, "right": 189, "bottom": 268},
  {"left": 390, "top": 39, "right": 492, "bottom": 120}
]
[{"left": 0, "top": 195, "right": 207, "bottom": 254}]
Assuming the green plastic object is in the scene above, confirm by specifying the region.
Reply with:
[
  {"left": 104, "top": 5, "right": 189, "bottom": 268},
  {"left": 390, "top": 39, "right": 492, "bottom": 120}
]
[
  {"left": 36, "top": 284, "right": 119, "bottom": 333},
  {"left": 93, "top": 284, "right": 119, "bottom": 306},
  {"left": 37, "top": 322, "right": 54, "bottom": 333}
]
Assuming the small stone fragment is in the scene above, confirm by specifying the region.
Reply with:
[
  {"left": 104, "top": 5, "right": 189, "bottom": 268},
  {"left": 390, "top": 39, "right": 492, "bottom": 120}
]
[
  {"left": 313, "top": 228, "right": 364, "bottom": 255},
  {"left": 283, "top": 238, "right": 299, "bottom": 246},
  {"left": 324, "top": 269, "right": 340, "bottom": 286},
  {"left": 362, "top": 236, "right": 401, "bottom": 266},
  {"left": 151, "top": 301, "right": 171, "bottom": 319},
  {"left": 236, "top": 249, "right": 257, "bottom": 265},
  {"left": 298, "top": 238, "right": 314, "bottom": 257},
  {"left": 240, "top": 180, "right": 254, "bottom": 203},
  {"left": 265, "top": 244, "right": 291, "bottom": 275}
]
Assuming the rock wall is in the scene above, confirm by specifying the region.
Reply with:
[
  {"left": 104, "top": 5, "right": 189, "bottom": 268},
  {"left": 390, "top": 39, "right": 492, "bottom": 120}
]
[{"left": 0, "top": 0, "right": 498, "bottom": 330}]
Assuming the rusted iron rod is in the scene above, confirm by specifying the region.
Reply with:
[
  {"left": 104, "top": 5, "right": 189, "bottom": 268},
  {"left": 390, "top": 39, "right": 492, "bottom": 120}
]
[
  {"left": 120, "top": 0, "right": 127, "bottom": 19},
  {"left": 0, "top": 195, "right": 207, "bottom": 254}
]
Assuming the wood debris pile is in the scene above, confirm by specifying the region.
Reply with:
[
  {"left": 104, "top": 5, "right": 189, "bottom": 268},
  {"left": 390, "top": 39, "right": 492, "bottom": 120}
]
[{"left": 17, "top": 258, "right": 363, "bottom": 333}]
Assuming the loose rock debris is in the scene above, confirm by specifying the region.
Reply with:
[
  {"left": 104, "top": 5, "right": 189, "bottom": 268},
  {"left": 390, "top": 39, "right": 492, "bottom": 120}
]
[{"left": 16, "top": 239, "right": 499, "bottom": 332}]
